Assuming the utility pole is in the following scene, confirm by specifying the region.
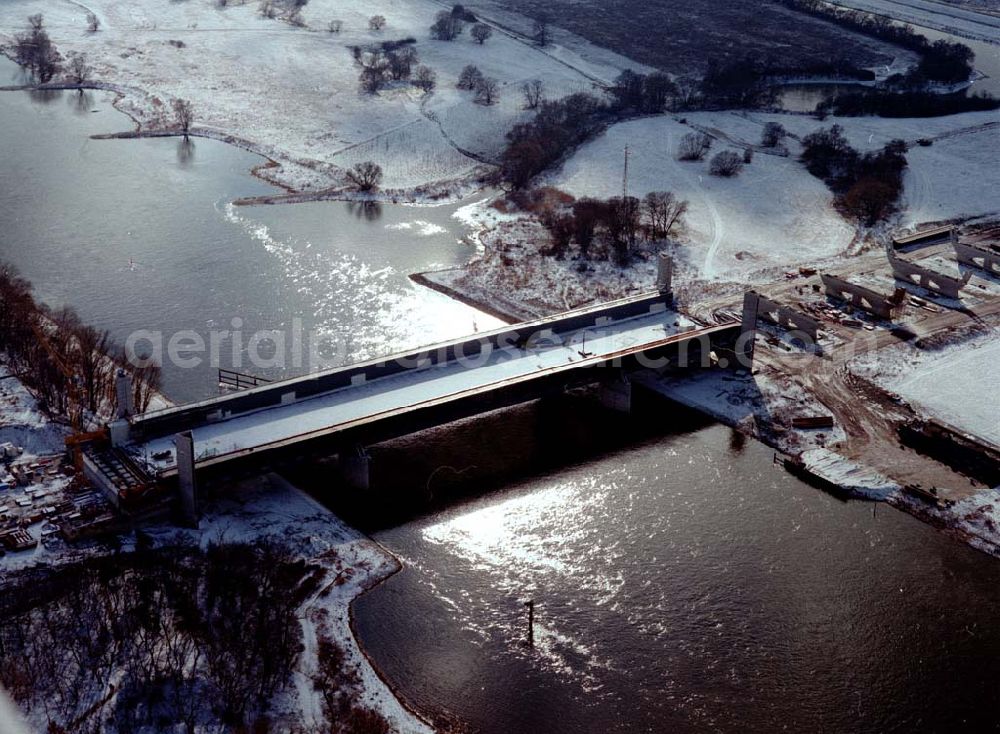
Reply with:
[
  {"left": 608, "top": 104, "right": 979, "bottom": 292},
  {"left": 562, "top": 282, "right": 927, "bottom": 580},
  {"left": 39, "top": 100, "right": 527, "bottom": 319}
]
[
  {"left": 524, "top": 600, "right": 535, "bottom": 648},
  {"left": 622, "top": 145, "right": 630, "bottom": 201}
]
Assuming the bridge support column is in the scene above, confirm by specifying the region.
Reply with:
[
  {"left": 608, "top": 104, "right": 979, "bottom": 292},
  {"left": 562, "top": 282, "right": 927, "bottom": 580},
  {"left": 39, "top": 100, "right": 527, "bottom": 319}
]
[
  {"left": 340, "top": 446, "right": 372, "bottom": 491},
  {"left": 110, "top": 419, "right": 130, "bottom": 448},
  {"left": 115, "top": 369, "right": 134, "bottom": 419},
  {"left": 176, "top": 431, "right": 199, "bottom": 528},
  {"left": 738, "top": 291, "right": 760, "bottom": 369},
  {"left": 656, "top": 252, "right": 673, "bottom": 297},
  {"left": 599, "top": 375, "right": 632, "bottom": 414},
  {"left": 110, "top": 370, "right": 135, "bottom": 448}
]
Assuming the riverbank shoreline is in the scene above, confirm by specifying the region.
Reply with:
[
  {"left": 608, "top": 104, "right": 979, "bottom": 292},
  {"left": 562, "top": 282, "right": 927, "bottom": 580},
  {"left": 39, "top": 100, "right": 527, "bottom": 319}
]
[{"left": 347, "top": 557, "right": 444, "bottom": 733}]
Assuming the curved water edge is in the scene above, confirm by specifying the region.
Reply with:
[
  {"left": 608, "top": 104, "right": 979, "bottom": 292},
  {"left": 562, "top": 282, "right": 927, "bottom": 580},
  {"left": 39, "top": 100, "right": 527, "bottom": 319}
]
[
  {"left": 346, "top": 555, "right": 440, "bottom": 733},
  {"left": 352, "top": 422, "right": 1000, "bottom": 734},
  {"left": 0, "top": 54, "right": 494, "bottom": 728}
]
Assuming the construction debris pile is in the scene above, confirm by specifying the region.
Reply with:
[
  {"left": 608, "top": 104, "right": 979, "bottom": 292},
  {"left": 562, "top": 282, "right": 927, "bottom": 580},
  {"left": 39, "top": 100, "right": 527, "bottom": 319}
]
[{"left": 0, "top": 445, "right": 117, "bottom": 556}]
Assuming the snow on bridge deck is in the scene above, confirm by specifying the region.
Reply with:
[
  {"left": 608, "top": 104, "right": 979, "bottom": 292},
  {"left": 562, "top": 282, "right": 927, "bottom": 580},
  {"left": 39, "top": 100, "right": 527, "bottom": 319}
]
[{"left": 128, "top": 307, "right": 731, "bottom": 475}]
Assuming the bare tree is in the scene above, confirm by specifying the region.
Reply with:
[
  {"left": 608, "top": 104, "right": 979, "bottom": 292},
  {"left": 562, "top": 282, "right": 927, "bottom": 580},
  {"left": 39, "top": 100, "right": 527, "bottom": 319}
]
[
  {"left": 709, "top": 150, "right": 744, "bottom": 177},
  {"left": 676, "top": 132, "right": 712, "bottom": 161},
  {"left": 346, "top": 161, "right": 383, "bottom": 191},
  {"left": 386, "top": 46, "right": 418, "bottom": 80},
  {"left": 413, "top": 65, "right": 437, "bottom": 93},
  {"left": 359, "top": 66, "right": 384, "bottom": 94},
  {"left": 368, "top": 15, "right": 386, "bottom": 31},
  {"left": 643, "top": 191, "right": 687, "bottom": 240},
  {"left": 86, "top": 12, "right": 100, "bottom": 33},
  {"left": 521, "top": 79, "right": 543, "bottom": 109},
  {"left": 544, "top": 214, "right": 574, "bottom": 258},
  {"left": 457, "top": 64, "right": 484, "bottom": 90},
  {"left": 471, "top": 23, "right": 493, "bottom": 44},
  {"left": 73, "top": 325, "right": 113, "bottom": 414},
  {"left": 66, "top": 53, "right": 90, "bottom": 88},
  {"left": 15, "top": 15, "right": 61, "bottom": 83},
  {"left": 129, "top": 359, "right": 161, "bottom": 413},
  {"left": 287, "top": 6, "right": 306, "bottom": 27},
  {"left": 606, "top": 196, "right": 641, "bottom": 264},
  {"left": 761, "top": 121, "right": 787, "bottom": 148},
  {"left": 642, "top": 72, "right": 677, "bottom": 113},
  {"left": 532, "top": 14, "right": 550, "bottom": 46},
  {"left": 430, "top": 10, "right": 463, "bottom": 40},
  {"left": 474, "top": 76, "right": 499, "bottom": 105},
  {"left": 673, "top": 76, "right": 701, "bottom": 109},
  {"left": 327, "top": 19, "right": 342, "bottom": 33},
  {"left": 172, "top": 98, "right": 194, "bottom": 138}
]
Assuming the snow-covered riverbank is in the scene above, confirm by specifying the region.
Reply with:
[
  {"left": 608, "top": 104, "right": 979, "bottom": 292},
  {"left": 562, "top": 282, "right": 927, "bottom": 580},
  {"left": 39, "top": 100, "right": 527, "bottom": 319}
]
[{"left": 0, "top": 366, "right": 430, "bottom": 733}]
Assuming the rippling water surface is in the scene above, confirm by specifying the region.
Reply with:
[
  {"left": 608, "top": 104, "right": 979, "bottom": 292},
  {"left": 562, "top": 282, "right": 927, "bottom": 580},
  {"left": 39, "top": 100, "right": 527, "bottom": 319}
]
[
  {"left": 356, "top": 424, "right": 1000, "bottom": 733},
  {"left": 0, "top": 56, "right": 496, "bottom": 403}
]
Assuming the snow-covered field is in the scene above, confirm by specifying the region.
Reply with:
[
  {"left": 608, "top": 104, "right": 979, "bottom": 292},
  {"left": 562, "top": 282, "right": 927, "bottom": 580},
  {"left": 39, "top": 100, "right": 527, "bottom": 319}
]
[
  {"left": 742, "top": 110, "right": 1000, "bottom": 226},
  {"left": 851, "top": 326, "right": 1000, "bottom": 446},
  {"left": 548, "top": 114, "right": 857, "bottom": 281},
  {"left": 0, "top": 0, "right": 624, "bottom": 193},
  {"left": 533, "top": 108, "right": 999, "bottom": 285}
]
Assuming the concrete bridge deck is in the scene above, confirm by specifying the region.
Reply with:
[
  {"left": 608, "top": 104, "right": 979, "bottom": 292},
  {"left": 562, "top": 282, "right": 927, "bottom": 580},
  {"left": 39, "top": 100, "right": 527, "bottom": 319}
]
[{"left": 111, "top": 293, "right": 740, "bottom": 484}]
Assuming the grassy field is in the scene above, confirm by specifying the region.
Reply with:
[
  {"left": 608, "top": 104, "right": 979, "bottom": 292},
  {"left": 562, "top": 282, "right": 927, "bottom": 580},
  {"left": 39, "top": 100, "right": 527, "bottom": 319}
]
[{"left": 478, "top": 0, "right": 904, "bottom": 75}]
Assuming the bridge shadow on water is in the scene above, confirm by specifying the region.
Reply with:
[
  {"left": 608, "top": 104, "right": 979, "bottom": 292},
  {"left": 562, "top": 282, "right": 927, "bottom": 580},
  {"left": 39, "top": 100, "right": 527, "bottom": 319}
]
[{"left": 281, "top": 385, "right": 719, "bottom": 532}]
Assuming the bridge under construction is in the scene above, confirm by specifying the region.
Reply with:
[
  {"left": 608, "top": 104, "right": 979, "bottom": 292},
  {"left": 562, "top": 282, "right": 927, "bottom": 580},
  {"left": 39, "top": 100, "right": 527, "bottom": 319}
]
[{"left": 81, "top": 287, "right": 743, "bottom": 524}]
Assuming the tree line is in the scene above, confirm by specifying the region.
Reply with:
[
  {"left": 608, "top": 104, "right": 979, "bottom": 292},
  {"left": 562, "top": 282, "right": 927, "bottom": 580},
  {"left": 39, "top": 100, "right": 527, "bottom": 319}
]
[
  {"left": 0, "top": 263, "right": 161, "bottom": 425},
  {"left": 817, "top": 88, "right": 999, "bottom": 117},
  {"left": 497, "top": 62, "right": 759, "bottom": 190},
  {"left": 350, "top": 38, "right": 436, "bottom": 95}
]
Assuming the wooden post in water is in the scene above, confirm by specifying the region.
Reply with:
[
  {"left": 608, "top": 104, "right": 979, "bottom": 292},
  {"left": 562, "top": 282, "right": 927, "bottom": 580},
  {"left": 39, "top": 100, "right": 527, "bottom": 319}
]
[{"left": 525, "top": 600, "right": 535, "bottom": 648}]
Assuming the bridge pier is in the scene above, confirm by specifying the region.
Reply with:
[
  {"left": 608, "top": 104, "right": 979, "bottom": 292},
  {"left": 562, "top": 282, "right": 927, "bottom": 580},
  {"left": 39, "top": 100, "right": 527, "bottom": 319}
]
[
  {"left": 176, "top": 431, "right": 199, "bottom": 528},
  {"left": 340, "top": 446, "right": 372, "bottom": 491},
  {"left": 115, "top": 369, "right": 134, "bottom": 419},
  {"left": 656, "top": 252, "right": 674, "bottom": 296},
  {"left": 110, "top": 419, "right": 131, "bottom": 448},
  {"left": 110, "top": 370, "right": 135, "bottom": 448},
  {"left": 738, "top": 291, "right": 759, "bottom": 368},
  {"left": 599, "top": 374, "right": 632, "bottom": 414}
]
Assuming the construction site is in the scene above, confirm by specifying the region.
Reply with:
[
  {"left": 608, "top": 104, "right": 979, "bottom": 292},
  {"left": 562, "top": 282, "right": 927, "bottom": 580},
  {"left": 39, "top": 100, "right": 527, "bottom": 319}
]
[
  {"left": 0, "top": 385, "right": 121, "bottom": 561},
  {"left": 679, "top": 223, "right": 1000, "bottom": 518}
]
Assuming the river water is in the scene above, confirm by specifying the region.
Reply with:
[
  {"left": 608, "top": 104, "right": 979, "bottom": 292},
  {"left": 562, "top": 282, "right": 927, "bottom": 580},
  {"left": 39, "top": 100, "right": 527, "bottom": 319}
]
[
  {"left": 0, "top": 57, "right": 496, "bottom": 404},
  {"left": 779, "top": 20, "right": 1000, "bottom": 111},
  {"left": 355, "top": 421, "right": 1000, "bottom": 733},
  {"left": 4, "top": 51, "right": 1000, "bottom": 734}
]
